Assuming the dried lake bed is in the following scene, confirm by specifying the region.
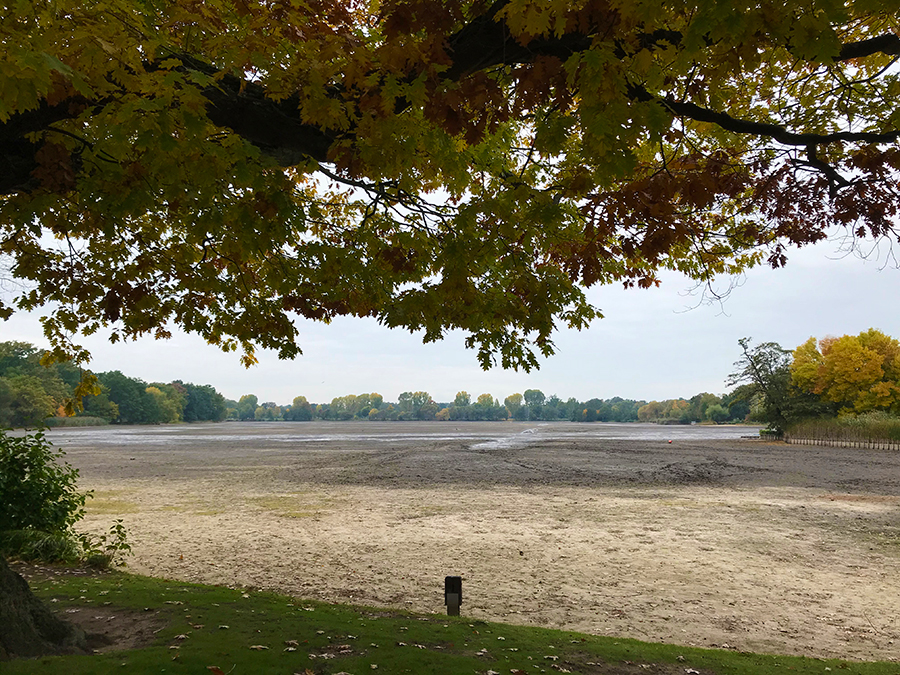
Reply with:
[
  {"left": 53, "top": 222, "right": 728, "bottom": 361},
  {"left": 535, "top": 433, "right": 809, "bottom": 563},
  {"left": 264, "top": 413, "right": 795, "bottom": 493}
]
[{"left": 46, "top": 421, "right": 900, "bottom": 661}]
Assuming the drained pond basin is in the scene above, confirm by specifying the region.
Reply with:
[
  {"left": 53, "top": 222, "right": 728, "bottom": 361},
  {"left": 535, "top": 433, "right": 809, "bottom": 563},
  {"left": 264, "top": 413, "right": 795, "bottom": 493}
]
[{"left": 46, "top": 421, "right": 900, "bottom": 661}]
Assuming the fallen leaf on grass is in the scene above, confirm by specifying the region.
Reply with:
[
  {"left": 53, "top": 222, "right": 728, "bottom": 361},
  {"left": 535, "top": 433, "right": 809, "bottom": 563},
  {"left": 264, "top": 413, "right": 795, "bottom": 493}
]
[{"left": 206, "top": 668, "right": 225, "bottom": 675}]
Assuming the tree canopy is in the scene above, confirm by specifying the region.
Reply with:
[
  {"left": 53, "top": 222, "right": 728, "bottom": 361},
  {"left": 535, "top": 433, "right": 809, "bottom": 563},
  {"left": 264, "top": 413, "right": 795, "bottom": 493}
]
[
  {"left": 792, "top": 329, "right": 900, "bottom": 414},
  {"left": 3, "top": 0, "right": 899, "bottom": 375}
]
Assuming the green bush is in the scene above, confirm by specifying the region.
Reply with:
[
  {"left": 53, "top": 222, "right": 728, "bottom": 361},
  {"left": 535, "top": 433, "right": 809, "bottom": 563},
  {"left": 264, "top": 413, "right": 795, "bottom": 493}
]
[
  {"left": 0, "top": 529, "right": 81, "bottom": 562},
  {"left": 78, "top": 519, "right": 132, "bottom": 568},
  {"left": 0, "top": 430, "right": 133, "bottom": 567},
  {"left": 0, "top": 429, "right": 91, "bottom": 560}
]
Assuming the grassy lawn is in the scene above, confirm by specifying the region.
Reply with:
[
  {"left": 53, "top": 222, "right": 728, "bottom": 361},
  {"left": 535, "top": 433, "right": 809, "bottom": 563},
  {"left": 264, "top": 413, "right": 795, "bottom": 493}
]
[{"left": 7, "top": 568, "right": 897, "bottom": 675}]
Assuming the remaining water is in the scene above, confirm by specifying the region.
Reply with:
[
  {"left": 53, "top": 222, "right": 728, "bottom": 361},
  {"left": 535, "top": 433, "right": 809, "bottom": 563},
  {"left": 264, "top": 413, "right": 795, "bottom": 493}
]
[{"left": 43, "top": 421, "right": 760, "bottom": 449}]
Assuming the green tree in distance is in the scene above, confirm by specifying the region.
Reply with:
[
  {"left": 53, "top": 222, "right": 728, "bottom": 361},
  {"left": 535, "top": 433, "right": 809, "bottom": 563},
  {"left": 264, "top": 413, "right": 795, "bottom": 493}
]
[
  {"left": 728, "top": 337, "right": 829, "bottom": 432},
  {"left": 727, "top": 338, "right": 794, "bottom": 432},
  {"left": 0, "top": 376, "right": 55, "bottom": 428},
  {"left": 98, "top": 371, "right": 158, "bottom": 425},
  {"left": 237, "top": 394, "right": 259, "bottom": 421},
  {"left": 80, "top": 385, "right": 119, "bottom": 422},
  {"left": 284, "top": 396, "right": 313, "bottom": 421},
  {"left": 181, "top": 383, "right": 227, "bottom": 422}
]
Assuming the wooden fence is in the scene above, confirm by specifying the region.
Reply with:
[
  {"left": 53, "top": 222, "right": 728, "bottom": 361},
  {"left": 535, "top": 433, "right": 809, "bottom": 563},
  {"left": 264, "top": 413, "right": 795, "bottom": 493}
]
[{"left": 783, "top": 435, "right": 900, "bottom": 451}]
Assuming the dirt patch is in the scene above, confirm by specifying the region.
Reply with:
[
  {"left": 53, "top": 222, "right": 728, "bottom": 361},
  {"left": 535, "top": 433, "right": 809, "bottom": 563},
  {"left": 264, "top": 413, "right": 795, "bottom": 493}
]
[
  {"left": 10, "top": 561, "right": 112, "bottom": 583},
  {"left": 63, "top": 607, "right": 166, "bottom": 653},
  {"left": 554, "top": 653, "right": 718, "bottom": 675},
  {"left": 9, "top": 562, "right": 169, "bottom": 655},
  {"left": 48, "top": 421, "right": 900, "bottom": 662}
]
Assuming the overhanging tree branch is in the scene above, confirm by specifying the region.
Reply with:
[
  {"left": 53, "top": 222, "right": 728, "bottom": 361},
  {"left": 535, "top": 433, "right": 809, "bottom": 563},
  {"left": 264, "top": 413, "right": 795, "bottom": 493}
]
[
  {"left": 838, "top": 34, "right": 900, "bottom": 61},
  {"left": 2, "top": 0, "right": 899, "bottom": 197},
  {"left": 628, "top": 86, "right": 900, "bottom": 148}
]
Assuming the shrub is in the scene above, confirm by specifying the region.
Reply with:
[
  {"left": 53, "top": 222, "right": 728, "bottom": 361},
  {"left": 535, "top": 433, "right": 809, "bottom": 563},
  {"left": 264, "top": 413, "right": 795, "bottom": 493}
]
[
  {"left": 78, "top": 519, "right": 132, "bottom": 568},
  {"left": 0, "top": 430, "right": 90, "bottom": 536},
  {"left": 0, "top": 529, "right": 81, "bottom": 562},
  {"left": 0, "top": 430, "right": 133, "bottom": 566}
]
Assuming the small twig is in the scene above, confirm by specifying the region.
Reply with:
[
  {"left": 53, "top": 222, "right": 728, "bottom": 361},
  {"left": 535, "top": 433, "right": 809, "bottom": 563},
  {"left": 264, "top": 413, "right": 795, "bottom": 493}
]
[{"left": 862, "top": 610, "right": 881, "bottom": 635}]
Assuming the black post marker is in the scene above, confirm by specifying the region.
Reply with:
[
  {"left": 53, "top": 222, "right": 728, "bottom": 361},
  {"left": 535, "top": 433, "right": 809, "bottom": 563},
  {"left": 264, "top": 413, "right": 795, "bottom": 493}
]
[{"left": 444, "top": 575, "right": 462, "bottom": 616}]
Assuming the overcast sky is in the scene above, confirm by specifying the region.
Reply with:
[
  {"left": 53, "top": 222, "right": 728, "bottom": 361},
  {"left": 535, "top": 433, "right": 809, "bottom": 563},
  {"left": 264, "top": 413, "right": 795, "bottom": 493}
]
[{"left": 3, "top": 237, "right": 898, "bottom": 406}]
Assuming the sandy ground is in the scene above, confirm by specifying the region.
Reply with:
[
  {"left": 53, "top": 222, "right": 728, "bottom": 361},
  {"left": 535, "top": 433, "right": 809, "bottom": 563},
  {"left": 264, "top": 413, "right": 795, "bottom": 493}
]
[{"left": 48, "top": 421, "right": 900, "bottom": 662}]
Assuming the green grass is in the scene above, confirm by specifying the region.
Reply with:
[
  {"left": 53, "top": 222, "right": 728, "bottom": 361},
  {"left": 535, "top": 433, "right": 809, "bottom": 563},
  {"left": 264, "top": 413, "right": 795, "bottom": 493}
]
[
  {"left": 86, "top": 491, "right": 141, "bottom": 515},
  {"left": 247, "top": 493, "right": 334, "bottom": 518},
  {"left": 7, "top": 569, "right": 898, "bottom": 675}
]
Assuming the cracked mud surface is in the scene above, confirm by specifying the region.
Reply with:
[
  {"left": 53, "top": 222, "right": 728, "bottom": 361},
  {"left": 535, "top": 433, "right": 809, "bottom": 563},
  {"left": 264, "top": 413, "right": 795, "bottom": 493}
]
[{"left": 48, "top": 421, "right": 900, "bottom": 661}]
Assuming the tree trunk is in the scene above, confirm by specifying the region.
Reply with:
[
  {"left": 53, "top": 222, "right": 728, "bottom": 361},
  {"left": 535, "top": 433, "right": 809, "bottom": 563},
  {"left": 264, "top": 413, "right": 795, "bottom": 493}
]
[{"left": 0, "top": 555, "right": 86, "bottom": 660}]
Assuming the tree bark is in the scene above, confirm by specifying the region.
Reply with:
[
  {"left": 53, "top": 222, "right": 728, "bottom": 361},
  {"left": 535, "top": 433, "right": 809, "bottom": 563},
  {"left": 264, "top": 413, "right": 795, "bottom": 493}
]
[{"left": 0, "top": 555, "right": 87, "bottom": 660}]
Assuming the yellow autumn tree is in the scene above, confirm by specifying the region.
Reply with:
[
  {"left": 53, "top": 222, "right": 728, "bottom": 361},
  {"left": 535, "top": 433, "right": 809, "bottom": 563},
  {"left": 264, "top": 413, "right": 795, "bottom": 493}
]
[{"left": 791, "top": 329, "right": 900, "bottom": 414}]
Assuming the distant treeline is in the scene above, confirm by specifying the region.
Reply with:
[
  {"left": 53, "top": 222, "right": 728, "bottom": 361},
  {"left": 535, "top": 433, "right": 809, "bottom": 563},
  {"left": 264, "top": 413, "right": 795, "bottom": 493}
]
[
  {"left": 1, "top": 341, "right": 750, "bottom": 427},
  {"left": 227, "top": 389, "right": 751, "bottom": 424},
  {"left": 0, "top": 342, "right": 225, "bottom": 427}
]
